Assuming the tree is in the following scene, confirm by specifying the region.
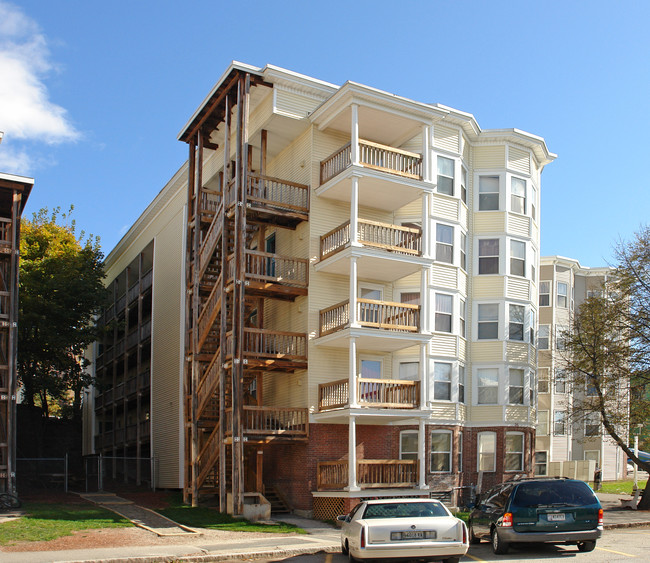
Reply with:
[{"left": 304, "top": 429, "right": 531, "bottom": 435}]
[
  {"left": 18, "top": 207, "right": 106, "bottom": 420},
  {"left": 562, "top": 225, "right": 650, "bottom": 509}
]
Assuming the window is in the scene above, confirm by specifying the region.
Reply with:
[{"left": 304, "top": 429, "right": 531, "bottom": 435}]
[
  {"left": 531, "top": 247, "right": 537, "bottom": 282},
  {"left": 509, "top": 304, "right": 525, "bottom": 341},
  {"left": 538, "top": 325, "right": 549, "bottom": 349},
  {"left": 435, "top": 294, "right": 452, "bottom": 333},
  {"left": 479, "top": 239, "right": 499, "bottom": 274},
  {"left": 505, "top": 433, "right": 524, "bottom": 471},
  {"left": 511, "top": 177, "right": 526, "bottom": 214},
  {"left": 460, "top": 232, "right": 467, "bottom": 271},
  {"left": 459, "top": 299, "right": 466, "bottom": 338},
  {"left": 400, "top": 291, "right": 420, "bottom": 305},
  {"left": 400, "top": 430, "right": 418, "bottom": 460},
  {"left": 557, "top": 282, "right": 568, "bottom": 308},
  {"left": 458, "top": 365, "right": 465, "bottom": 403},
  {"left": 538, "top": 368, "right": 550, "bottom": 393},
  {"left": 478, "top": 176, "right": 499, "bottom": 210},
  {"left": 436, "top": 224, "right": 454, "bottom": 263},
  {"left": 359, "top": 286, "right": 382, "bottom": 324},
  {"left": 584, "top": 450, "right": 600, "bottom": 465},
  {"left": 478, "top": 304, "right": 499, "bottom": 340},
  {"left": 437, "top": 156, "right": 454, "bottom": 196},
  {"left": 361, "top": 358, "right": 382, "bottom": 379},
  {"left": 586, "top": 379, "right": 598, "bottom": 396},
  {"left": 554, "top": 369, "right": 567, "bottom": 394},
  {"left": 457, "top": 431, "right": 463, "bottom": 472},
  {"left": 398, "top": 361, "right": 419, "bottom": 381},
  {"left": 535, "top": 451, "right": 547, "bottom": 476},
  {"left": 478, "top": 432, "right": 496, "bottom": 472},
  {"left": 556, "top": 326, "right": 567, "bottom": 350},
  {"left": 433, "top": 362, "right": 452, "bottom": 401},
  {"left": 539, "top": 281, "right": 550, "bottom": 306},
  {"left": 585, "top": 413, "right": 600, "bottom": 436},
  {"left": 510, "top": 240, "right": 526, "bottom": 277},
  {"left": 554, "top": 410, "right": 567, "bottom": 435},
  {"left": 430, "top": 431, "right": 452, "bottom": 472},
  {"left": 477, "top": 368, "right": 498, "bottom": 404},
  {"left": 531, "top": 184, "right": 538, "bottom": 221},
  {"left": 509, "top": 368, "right": 524, "bottom": 404},
  {"left": 537, "top": 410, "right": 549, "bottom": 435},
  {"left": 461, "top": 167, "right": 467, "bottom": 203},
  {"left": 529, "top": 308, "right": 536, "bottom": 343}
]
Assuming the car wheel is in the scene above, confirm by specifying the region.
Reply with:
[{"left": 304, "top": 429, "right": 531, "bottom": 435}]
[
  {"left": 491, "top": 528, "right": 509, "bottom": 555},
  {"left": 341, "top": 540, "right": 348, "bottom": 555},
  {"left": 577, "top": 540, "right": 596, "bottom": 552},
  {"left": 468, "top": 522, "right": 481, "bottom": 544}
]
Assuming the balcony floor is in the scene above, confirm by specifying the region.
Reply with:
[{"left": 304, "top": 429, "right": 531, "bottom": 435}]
[{"left": 315, "top": 326, "right": 430, "bottom": 352}]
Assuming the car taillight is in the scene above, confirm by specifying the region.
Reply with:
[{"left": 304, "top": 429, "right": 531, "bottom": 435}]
[
  {"left": 462, "top": 522, "right": 467, "bottom": 543},
  {"left": 598, "top": 508, "right": 603, "bottom": 526},
  {"left": 501, "top": 512, "right": 513, "bottom": 527},
  {"left": 360, "top": 527, "right": 365, "bottom": 548}
]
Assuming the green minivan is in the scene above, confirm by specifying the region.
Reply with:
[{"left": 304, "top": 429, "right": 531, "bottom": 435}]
[{"left": 468, "top": 477, "right": 603, "bottom": 554}]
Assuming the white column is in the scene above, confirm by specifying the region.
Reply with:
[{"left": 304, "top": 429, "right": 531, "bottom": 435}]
[
  {"left": 420, "top": 266, "right": 429, "bottom": 333},
  {"left": 351, "top": 104, "right": 360, "bottom": 165},
  {"left": 422, "top": 125, "right": 431, "bottom": 183},
  {"left": 420, "top": 342, "right": 428, "bottom": 408},
  {"left": 418, "top": 417, "right": 428, "bottom": 489},
  {"left": 347, "top": 415, "right": 360, "bottom": 490},
  {"left": 422, "top": 192, "right": 431, "bottom": 258},
  {"left": 350, "top": 256, "right": 359, "bottom": 327},
  {"left": 349, "top": 336, "right": 358, "bottom": 407},
  {"left": 350, "top": 175, "right": 359, "bottom": 246}
]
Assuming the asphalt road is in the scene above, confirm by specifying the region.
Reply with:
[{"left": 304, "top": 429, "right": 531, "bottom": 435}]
[{"left": 231, "top": 525, "right": 650, "bottom": 562}]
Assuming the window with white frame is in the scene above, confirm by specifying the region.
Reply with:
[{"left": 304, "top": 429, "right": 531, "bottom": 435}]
[
  {"left": 461, "top": 167, "right": 467, "bottom": 204},
  {"left": 477, "top": 368, "right": 498, "bottom": 404},
  {"left": 556, "top": 325, "right": 567, "bottom": 350},
  {"left": 479, "top": 239, "right": 499, "bottom": 274},
  {"left": 478, "top": 303, "right": 499, "bottom": 340},
  {"left": 398, "top": 361, "right": 419, "bottom": 381},
  {"left": 554, "top": 368, "right": 567, "bottom": 394},
  {"left": 509, "top": 368, "right": 525, "bottom": 404},
  {"left": 531, "top": 184, "right": 538, "bottom": 221},
  {"left": 478, "top": 176, "right": 499, "bottom": 210},
  {"left": 437, "top": 156, "right": 454, "bottom": 196},
  {"left": 511, "top": 177, "right": 526, "bottom": 214},
  {"left": 435, "top": 294, "right": 453, "bottom": 333},
  {"left": 586, "top": 379, "right": 598, "bottom": 396},
  {"left": 539, "top": 281, "right": 550, "bottom": 307},
  {"left": 505, "top": 432, "right": 524, "bottom": 471},
  {"left": 430, "top": 431, "right": 452, "bottom": 472},
  {"left": 538, "top": 324, "right": 550, "bottom": 349},
  {"left": 585, "top": 412, "right": 600, "bottom": 436},
  {"left": 436, "top": 224, "right": 454, "bottom": 263},
  {"left": 458, "top": 365, "right": 465, "bottom": 403},
  {"left": 359, "top": 285, "right": 382, "bottom": 325},
  {"left": 557, "top": 282, "right": 568, "bottom": 308},
  {"left": 531, "top": 247, "right": 537, "bottom": 282},
  {"left": 433, "top": 362, "right": 452, "bottom": 401},
  {"left": 530, "top": 372, "right": 535, "bottom": 405},
  {"left": 537, "top": 410, "right": 549, "bottom": 435},
  {"left": 529, "top": 308, "right": 536, "bottom": 344},
  {"left": 400, "top": 291, "right": 420, "bottom": 305},
  {"left": 459, "top": 298, "right": 466, "bottom": 338},
  {"left": 460, "top": 232, "right": 467, "bottom": 271},
  {"left": 538, "top": 368, "right": 550, "bottom": 393},
  {"left": 535, "top": 451, "right": 547, "bottom": 475},
  {"left": 360, "top": 358, "right": 382, "bottom": 379},
  {"left": 509, "top": 304, "right": 525, "bottom": 341},
  {"left": 457, "top": 431, "right": 463, "bottom": 472},
  {"left": 400, "top": 430, "right": 418, "bottom": 460},
  {"left": 510, "top": 240, "right": 526, "bottom": 277},
  {"left": 477, "top": 432, "right": 496, "bottom": 472},
  {"left": 553, "top": 410, "right": 567, "bottom": 435}
]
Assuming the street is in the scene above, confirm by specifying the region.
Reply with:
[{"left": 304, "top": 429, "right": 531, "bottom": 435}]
[{"left": 229, "top": 526, "right": 650, "bottom": 562}]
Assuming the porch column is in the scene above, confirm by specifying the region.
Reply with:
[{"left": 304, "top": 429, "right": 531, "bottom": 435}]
[
  {"left": 419, "top": 341, "right": 428, "bottom": 408},
  {"left": 420, "top": 265, "right": 429, "bottom": 333},
  {"left": 350, "top": 175, "right": 360, "bottom": 246},
  {"left": 347, "top": 414, "right": 360, "bottom": 491},
  {"left": 422, "top": 125, "right": 431, "bottom": 183},
  {"left": 349, "top": 336, "right": 358, "bottom": 407},
  {"left": 418, "top": 418, "right": 428, "bottom": 489},
  {"left": 350, "top": 256, "right": 359, "bottom": 327},
  {"left": 351, "top": 104, "right": 360, "bottom": 165},
  {"left": 421, "top": 192, "right": 431, "bottom": 258}
]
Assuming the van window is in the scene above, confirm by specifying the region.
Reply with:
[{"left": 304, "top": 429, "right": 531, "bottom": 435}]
[{"left": 513, "top": 481, "right": 595, "bottom": 507}]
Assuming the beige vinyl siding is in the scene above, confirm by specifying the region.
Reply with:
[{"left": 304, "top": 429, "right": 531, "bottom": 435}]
[
  {"left": 471, "top": 341, "right": 503, "bottom": 363},
  {"left": 248, "top": 90, "right": 275, "bottom": 139},
  {"left": 472, "top": 276, "right": 504, "bottom": 298},
  {"left": 507, "top": 146, "right": 531, "bottom": 175},
  {"left": 432, "top": 195, "right": 459, "bottom": 222},
  {"left": 429, "top": 403, "right": 457, "bottom": 419},
  {"left": 430, "top": 334, "right": 457, "bottom": 357},
  {"left": 506, "top": 277, "right": 530, "bottom": 301},
  {"left": 474, "top": 145, "right": 505, "bottom": 169},
  {"left": 458, "top": 270, "right": 468, "bottom": 295},
  {"left": 267, "top": 127, "right": 312, "bottom": 187},
  {"left": 313, "top": 128, "right": 350, "bottom": 186},
  {"left": 393, "top": 272, "right": 420, "bottom": 290},
  {"left": 507, "top": 213, "right": 530, "bottom": 238},
  {"left": 400, "top": 133, "right": 423, "bottom": 154},
  {"left": 505, "top": 406, "right": 530, "bottom": 423},
  {"left": 307, "top": 346, "right": 348, "bottom": 410},
  {"left": 462, "top": 136, "right": 470, "bottom": 163},
  {"left": 471, "top": 406, "right": 503, "bottom": 423},
  {"left": 263, "top": 370, "right": 308, "bottom": 409},
  {"left": 309, "top": 273, "right": 349, "bottom": 339},
  {"left": 505, "top": 342, "right": 531, "bottom": 365},
  {"left": 457, "top": 338, "right": 467, "bottom": 361},
  {"left": 433, "top": 125, "right": 460, "bottom": 154},
  {"left": 473, "top": 212, "right": 505, "bottom": 232},
  {"left": 459, "top": 203, "right": 468, "bottom": 228},
  {"left": 274, "top": 88, "right": 324, "bottom": 119},
  {"left": 431, "top": 264, "right": 458, "bottom": 290},
  {"left": 395, "top": 199, "right": 423, "bottom": 219}
]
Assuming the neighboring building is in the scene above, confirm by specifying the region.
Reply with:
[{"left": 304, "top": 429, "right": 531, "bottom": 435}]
[
  {"left": 535, "top": 256, "right": 627, "bottom": 481},
  {"left": 85, "top": 62, "right": 556, "bottom": 518},
  {"left": 0, "top": 167, "right": 34, "bottom": 495}
]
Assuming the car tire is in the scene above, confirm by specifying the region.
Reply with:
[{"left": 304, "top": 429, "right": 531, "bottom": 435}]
[
  {"left": 577, "top": 540, "right": 596, "bottom": 552},
  {"left": 468, "top": 522, "right": 481, "bottom": 544},
  {"left": 491, "top": 528, "right": 509, "bottom": 555},
  {"left": 348, "top": 547, "right": 357, "bottom": 563},
  {"left": 341, "top": 540, "right": 349, "bottom": 555}
]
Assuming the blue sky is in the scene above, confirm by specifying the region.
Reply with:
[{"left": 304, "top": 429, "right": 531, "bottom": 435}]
[{"left": 1, "top": 0, "right": 648, "bottom": 266}]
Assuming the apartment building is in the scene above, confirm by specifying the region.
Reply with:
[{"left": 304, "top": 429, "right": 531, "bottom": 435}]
[
  {"left": 535, "top": 256, "right": 627, "bottom": 480},
  {"left": 85, "top": 62, "right": 555, "bottom": 518}
]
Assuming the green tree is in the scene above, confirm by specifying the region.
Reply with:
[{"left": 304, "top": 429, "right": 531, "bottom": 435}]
[
  {"left": 18, "top": 207, "right": 106, "bottom": 420},
  {"left": 562, "top": 226, "right": 650, "bottom": 509}
]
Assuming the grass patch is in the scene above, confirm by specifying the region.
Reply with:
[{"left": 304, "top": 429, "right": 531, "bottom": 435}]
[
  {"left": 598, "top": 479, "right": 648, "bottom": 495},
  {"left": 452, "top": 511, "right": 469, "bottom": 523},
  {"left": 0, "top": 502, "right": 132, "bottom": 545}
]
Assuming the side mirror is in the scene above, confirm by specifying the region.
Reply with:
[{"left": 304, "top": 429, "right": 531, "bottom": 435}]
[{"left": 337, "top": 515, "right": 348, "bottom": 522}]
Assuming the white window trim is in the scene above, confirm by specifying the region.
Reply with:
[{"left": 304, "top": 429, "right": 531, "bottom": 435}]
[
  {"left": 475, "top": 301, "right": 502, "bottom": 342},
  {"left": 430, "top": 429, "right": 453, "bottom": 473},
  {"left": 473, "top": 366, "right": 501, "bottom": 406},
  {"left": 432, "top": 361, "right": 453, "bottom": 402},
  {"left": 537, "top": 410, "right": 549, "bottom": 436},
  {"left": 505, "top": 431, "right": 525, "bottom": 472},
  {"left": 476, "top": 236, "right": 502, "bottom": 275},
  {"left": 508, "top": 367, "right": 526, "bottom": 405},
  {"left": 535, "top": 450, "right": 548, "bottom": 476},
  {"left": 358, "top": 355, "right": 384, "bottom": 379},
  {"left": 477, "top": 431, "right": 497, "bottom": 472},
  {"left": 394, "top": 356, "right": 420, "bottom": 382},
  {"left": 399, "top": 429, "right": 419, "bottom": 460},
  {"left": 474, "top": 171, "right": 505, "bottom": 212},
  {"left": 434, "top": 221, "right": 455, "bottom": 265}
]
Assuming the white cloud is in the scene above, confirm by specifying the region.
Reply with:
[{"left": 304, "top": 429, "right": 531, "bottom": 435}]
[
  {"left": 0, "top": 1, "right": 79, "bottom": 144},
  {"left": 0, "top": 143, "right": 32, "bottom": 173}
]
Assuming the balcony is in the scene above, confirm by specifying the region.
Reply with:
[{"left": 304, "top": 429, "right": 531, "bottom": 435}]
[
  {"left": 317, "top": 459, "right": 418, "bottom": 490},
  {"left": 318, "top": 378, "right": 420, "bottom": 411},
  {"left": 225, "top": 328, "right": 307, "bottom": 371},
  {"left": 224, "top": 406, "right": 308, "bottom": 441},
  {"left": 320, "top": 299, "right": 419, "bottom": 336}
]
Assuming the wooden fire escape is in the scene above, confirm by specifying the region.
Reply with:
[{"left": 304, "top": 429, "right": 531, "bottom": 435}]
[{"left": 181, "top": 70, "right": 309, "bottom": 514}]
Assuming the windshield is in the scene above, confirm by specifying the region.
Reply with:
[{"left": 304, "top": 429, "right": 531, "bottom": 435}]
[
  {"left": 513, "top": 481, "right": 597, "bottom": 507},
  {"left": 363, "top": 502, "right": 448, "bottom": 519}
]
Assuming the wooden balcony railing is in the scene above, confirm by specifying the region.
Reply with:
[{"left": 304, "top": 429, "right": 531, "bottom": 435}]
[
  {"left": 0, "top": 218, "right": 12, "bottom": 244},
  {"left": 141, "top": 268, "right": 153, "bottom": 292},
  {"left": 319, "top": 299, "right": 420, "bottom": 336},
  {"left": 317, "top": 459, "right": 418, "bottom": 490},
  {"left": 197, "top": 350, "right": 221, "bottom": 417},
  {"left": 318, "top": 378, "right": 420, "bottom": 411},
  {"left": 200, "top": 189, "right": 222, "bottom": 216},
  {"left": 224, "top": 406, "right": 308, "bottom": 438},
  {"left": 224, "top": 173, "right": 309, "bottom": 215},
  {"left": 226, "top": 328, "right": 307, "bottom": 361},
  {"left": 197, "top": 273, "right": 222, "bottom": 349},
  {"left": 320, "top": 139, "right": 423, "bottom": 184},
  {"left": 227, "top": 251, "right": 308, "bottom": 288},
  {"left": 320, "top": 219, "right": 421, "bottom": 260},
  {"left": 0, "top": 292, "right": 9, "bottom": 320}
]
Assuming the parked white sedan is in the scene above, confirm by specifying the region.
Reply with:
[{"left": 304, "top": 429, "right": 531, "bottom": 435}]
[{"left": 337, "top": 498, "right": 468, "bottom": 563}]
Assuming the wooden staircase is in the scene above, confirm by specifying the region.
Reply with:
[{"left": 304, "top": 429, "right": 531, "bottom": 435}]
[{"left": 264, "top": 485, "right": 291, "bottom": 514}]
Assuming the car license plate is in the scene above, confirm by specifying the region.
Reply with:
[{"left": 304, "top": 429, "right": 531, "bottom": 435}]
[
  {"left": 547, "top": 513, "right": 566, "bottom": 521},
  {"left": 401, "top": 531, "right": 425, "bottom": 539}
]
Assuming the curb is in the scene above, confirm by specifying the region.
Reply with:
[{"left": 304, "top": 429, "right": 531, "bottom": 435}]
[{"left": 604, "top": 521, "right": 650, "bottom": 530}]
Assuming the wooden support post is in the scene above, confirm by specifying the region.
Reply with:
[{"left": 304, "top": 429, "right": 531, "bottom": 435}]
[{"left": 260, "top": 129, "right": 267, "bottom": 176}]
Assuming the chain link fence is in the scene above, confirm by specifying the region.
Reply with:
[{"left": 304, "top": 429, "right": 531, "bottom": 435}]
[{"left": 84, "top": 455, "right": 156, "bottom": 492}]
